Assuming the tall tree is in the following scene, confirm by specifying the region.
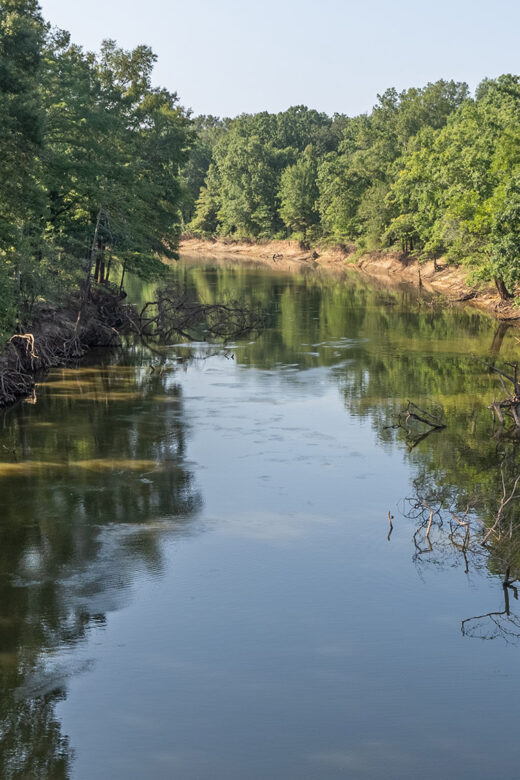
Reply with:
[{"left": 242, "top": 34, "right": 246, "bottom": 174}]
[{"left": 0, "top": 0, "right": 45, "bottom": 332}]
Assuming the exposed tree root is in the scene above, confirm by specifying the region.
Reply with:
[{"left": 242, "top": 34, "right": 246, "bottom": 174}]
[
  {"left": 0, "top": 287, "right": 125, "bottom": 409},
  {"left": 0, "top": 282, "right": 264, "bottom": 408}
]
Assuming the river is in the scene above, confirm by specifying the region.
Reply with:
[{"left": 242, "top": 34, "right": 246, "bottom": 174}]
[{"left": 1, "top": 259, "right": 520, "bottom": 779}]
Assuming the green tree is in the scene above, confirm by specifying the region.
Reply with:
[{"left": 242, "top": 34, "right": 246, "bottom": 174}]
[
  {"left": 180, "top": 115, "right": 227, "bottom": 225},
  {"left": 0, "top": 0, "right": 45, "bottom": 334},
  {"left": 279, "top": 145, "right": 320, "bottom": 238},
  {"left": 488, "top": 176, "right": 520, "bottom": 298}
]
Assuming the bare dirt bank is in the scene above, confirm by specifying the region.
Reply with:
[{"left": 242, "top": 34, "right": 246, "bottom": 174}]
[
  {"left": 0, "top": 288, "right": 124, "bottom": 409},
  {"left": 180, "top": 237, "right": 520, "bottom": 321},
  {"left": 180, "top": 237, "right": 346, "bottom": 273}
]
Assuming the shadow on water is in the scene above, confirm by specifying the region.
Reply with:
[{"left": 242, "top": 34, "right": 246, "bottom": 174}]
[{"left": 0, "top": 347, "right": 203, "bottom": 778}]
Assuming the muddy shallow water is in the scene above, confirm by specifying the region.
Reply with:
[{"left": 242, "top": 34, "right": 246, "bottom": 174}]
[{"left": 1, "top": 261, "right": 520, "bottom": 779}]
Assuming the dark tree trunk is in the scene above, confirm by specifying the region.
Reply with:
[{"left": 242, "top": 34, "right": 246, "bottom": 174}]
[
  {"left": 495, "top": 278, "right": 514, "bottom": 300},
  {"left": 119, "top": 261, "right": 127, "bottom": 296},
  {"left": 84, "top": 208, "right": 102, "bottom": 302}
]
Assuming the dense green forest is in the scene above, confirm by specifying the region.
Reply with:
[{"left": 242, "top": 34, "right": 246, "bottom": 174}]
[
  {"left": 0, "top": 0, "right": 192, "bottom": 339},
  {"left": 3, "top": 1, "right": 520, "bottom": 346},
  {"left": 187, "top": 77, "right": 520, "bottom": 302}
]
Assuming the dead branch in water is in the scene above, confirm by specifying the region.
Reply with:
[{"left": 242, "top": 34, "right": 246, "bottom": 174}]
[
  {"left": 125, "top": 283, "right": 264, "bottom": 343},
  {"left": 402, "top": 468, "right": 520, "bottom": 573},
  {"left": 402, "top": 468, "right": 520, "bottom": 641},
  {"left": 387, "top": 510, "right": 394, "bottom": 541},
  {"left": 481, "top": 468, "right": 520, "bottom": 546},
  {"left": 482, "top": 360, "right": 520, "bottom": 430},
  {"left": 0, "top": 283, "right": 265, "bottom": 408},
  {"left": 385, "top": 401, "right": 446, "bottom": 450},
  {"left": 461, "top": 571, "right": 520, "bottom": 642}
]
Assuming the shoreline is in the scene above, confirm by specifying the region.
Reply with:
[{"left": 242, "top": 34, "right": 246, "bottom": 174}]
[
  {"left": 3, "top": 240, "right": 518, "bottom": 410},
  {"left": 179, "top": 237, "right": 520, "bottom": 321},
  {"left": 0, "top": 288, "right": 124, "bottom": 410}
]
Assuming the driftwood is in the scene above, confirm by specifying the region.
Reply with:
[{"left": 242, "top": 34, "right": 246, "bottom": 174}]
[{"left": 387, "top": 510, "right": 394, "bottom": 541}]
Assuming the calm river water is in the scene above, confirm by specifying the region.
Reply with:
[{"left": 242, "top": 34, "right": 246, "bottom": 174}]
[{"left": 1, "top": 260, "right": 520, "bottom": 778}]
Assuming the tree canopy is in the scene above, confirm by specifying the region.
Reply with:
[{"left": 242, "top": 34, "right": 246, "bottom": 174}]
[
  {"left": 0, "top": 0, "right": 192, "bottom": 338},
  {"left": 187, "top": 76, "right": 520, "bottom": 298}
]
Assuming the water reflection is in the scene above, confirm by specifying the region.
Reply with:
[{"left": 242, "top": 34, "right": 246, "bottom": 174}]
[
  {"left": 3, "top": 261, "right": 520, "bottom": 777},
  {"left": 0, "top": 350, "right": 202, "bottom": 777},
  {"left": 177, "top": 263, "right": 520, "bottom": 644},
  {"left": 462, "top": 582, "right": 520, "bottom": 642}
]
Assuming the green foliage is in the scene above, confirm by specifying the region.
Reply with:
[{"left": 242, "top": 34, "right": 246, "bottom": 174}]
[
  {"left": 180, "top": 115, "right": 227, "bottom": 224},
  {"left": 316, "top": 81, "right": 468, "bottom": 244},
  {"left": 4, "top": 2, "right": 520, "bottom": 318},
  {"left": 384, "top": 74, "right": 520, "bottom": 292},
  {"left": 188, "top": 74, "right": 520, "bottom": 298},
  {"left": 190, "top": 106, "right": 343, "bottom": 239},
  {"left": 488, "top": 175, "right": 520, "bottom": 290},
  {"left": 279, "top": 145, "right": 320, "bottom": 237},
  {"left": 0, "top": 3, "right": 191, "bottom": 333}
]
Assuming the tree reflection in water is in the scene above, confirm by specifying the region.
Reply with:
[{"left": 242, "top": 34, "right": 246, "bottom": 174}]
[
  {"left": 401, "top": 449, "right": 520, "bottom": 644},
  {"left": 0, "top": 347, "right": 202, "bottom": 779},
  {"left": 2, "top": 264, "right": 520, "bottom": 774},
  {"left": 461, "top": 575, "right": 520, "bottom": 643}
]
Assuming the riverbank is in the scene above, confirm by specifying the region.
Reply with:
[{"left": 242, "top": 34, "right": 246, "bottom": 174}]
[
  {"left": 180, "top": 237, "right": 520, "bottom": 321},
  {"left": 0, "top": 288, "right": 124, "bottom": 409}
]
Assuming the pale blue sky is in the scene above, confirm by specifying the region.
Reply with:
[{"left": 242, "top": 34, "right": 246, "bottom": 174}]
[{"left": 39, "top": 0, "right": 520, "bottom": 118}]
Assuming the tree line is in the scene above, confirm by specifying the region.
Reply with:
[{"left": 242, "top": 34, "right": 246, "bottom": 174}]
[
  {"left": 186, "top": 76, "right": 520, "bottom": 300},
  {"left": 0, "top": 0, "right": 192, "bottom": 339},
  {"left": 3, "top": 0, "right": 520, "bottom": 349}
]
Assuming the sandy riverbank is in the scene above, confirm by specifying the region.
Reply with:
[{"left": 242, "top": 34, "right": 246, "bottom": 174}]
[{"left": 179, "top": 237, "right": 520, "bottom": 321}]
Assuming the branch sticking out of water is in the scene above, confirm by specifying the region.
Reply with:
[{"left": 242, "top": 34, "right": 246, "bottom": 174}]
[
  {"left": 387, "top": 511, "right": 394, "bottom": 541},
  {"left": 480, "top": 359, "right": 520, "bottom": 430},
  {"left": 385, "top": 401, "right": 446, "bottom": 450}
]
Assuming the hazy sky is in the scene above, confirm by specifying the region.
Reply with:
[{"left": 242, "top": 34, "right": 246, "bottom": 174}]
[{"left": 38, "top": 0, "right": 520, "bottom": 118}]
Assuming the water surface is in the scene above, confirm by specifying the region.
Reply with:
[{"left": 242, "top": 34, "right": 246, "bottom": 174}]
[{"left": 1, "top": 261, "right": 520, "bottom": 779}]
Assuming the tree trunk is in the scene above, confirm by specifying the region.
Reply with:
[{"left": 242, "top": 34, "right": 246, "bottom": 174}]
[
  {"left": 495, "top": 278, "right": 514, "bottom": 300},
  {"left": 97, "top": 243, "right": 105, "bottom": 283},
  {"left": 84, "top": 208, "right": 102, "bottom": 302},
  {"left": 119, "top": 261, "right": 127, "bottom": 296}
]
